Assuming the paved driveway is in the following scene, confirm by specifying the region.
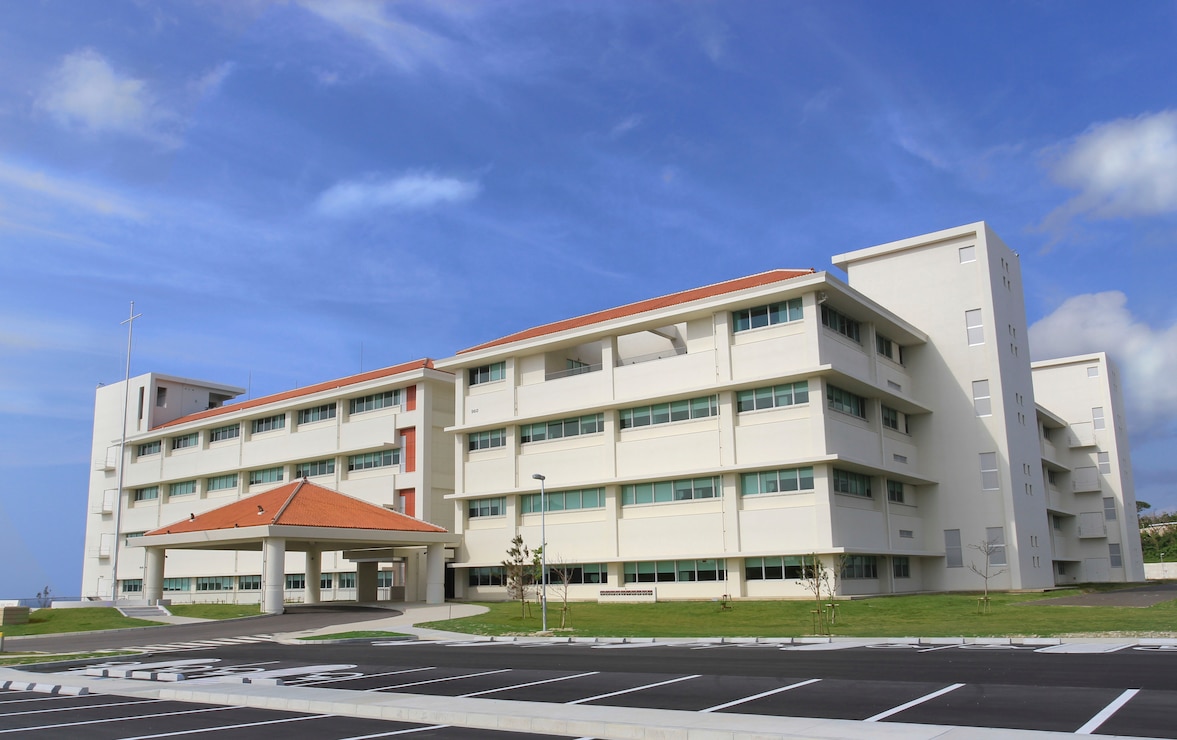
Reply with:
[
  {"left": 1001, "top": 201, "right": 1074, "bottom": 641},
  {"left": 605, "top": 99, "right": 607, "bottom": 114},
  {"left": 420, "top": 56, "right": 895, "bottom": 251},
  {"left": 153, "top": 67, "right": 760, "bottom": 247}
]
[{"left": 1021, "top": 582, "right": 1177, "bottom": 607}]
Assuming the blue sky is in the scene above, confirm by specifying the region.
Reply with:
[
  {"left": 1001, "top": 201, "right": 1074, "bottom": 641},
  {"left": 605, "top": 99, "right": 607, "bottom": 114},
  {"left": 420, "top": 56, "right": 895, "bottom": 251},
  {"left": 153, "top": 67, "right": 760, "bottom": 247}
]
[{"left": 1, "top": 1, "right": 1176, "bottom": 599}]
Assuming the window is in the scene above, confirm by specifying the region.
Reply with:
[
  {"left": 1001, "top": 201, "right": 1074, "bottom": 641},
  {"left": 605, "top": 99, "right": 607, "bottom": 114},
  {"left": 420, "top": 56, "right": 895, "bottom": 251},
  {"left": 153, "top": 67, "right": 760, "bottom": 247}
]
[
  {"left": 945, "top": 529, "right": 963, "bottom": 568},
  {"left": 959, "top": 245, "right": 976, "bottom": 263},
  {"left": 156, "top": 387, "right": 167, "bottom": 407},
  {"left": 468, "top": 566, "right": 506, "bottom": 586},
  {"left": 297, "top": 403, "right": 337, "bottom": 424},
  {"left": 350, "top": 390, "right": 402, "bottom": 414},
  {"left": 736, "top": 381, "right": 809, "bottom": 412},
  {"left": 1103, "top": 496, "right": 1117, "bottom": 521},
  {"left": 207, "top": 474, "right": 238, "bottom": 492},
  {"left": 468, "top": 429, "right": 506, "bottom": 451},
  {"left": 965, "top": 309, "right": 984, "bottom": 345},
  {"left": 520, "top": 414, "right": 604, "bottom": 443},
  {"left": 169, "top": 480, "right": 196, "bottom": 498},
  {"left": 827, "top": 386, "right": 867, "bottom": 419},
  {"left": 121, "top": 579, "right": 143, "bottom": 593},
  {"left": 1053, "top": 515, "right": 1062, "bottom": 531},
  {"left": 320, "top": 574, "right": 333, "bottom": 589},
  {"left": 196, "top": 576, "right": 233, "bottom": 591},
  {"left": 972, "top": 380, "right": 992, "bottom": 416},
  {"left": 520, "top": 488, "right": 604, "bottom": 514},
  {"left": 622, "top": 477, "right": 718, "bottom": 505},
  {"left": 881, "top": 405, "right": 901, "bottom": 431},
  {"left": 547, "top": 563, "right": 607, "bottom": 585},
  {"left": 875, "top": 335, "right": 902, "bottom": 363},
  {"left": 1087, "top": 366, "right": 1100, "bottom": 377},
  {"left": 887, "top": 480, "right": 906, "bottom": 503},
  {"left": 619, "top": 396, "right": 718, "bottom": 429},
  {"left": 162, "top": 578, "right": 190, "bottom": 592},
  {"left": 297, "top": 458, "right": 336, "bottom": 477},
  {"left": 285, "top": 574, "right": 306, "bottom": 590},
  {"left": 899, "top": 529, "right": 914, "bottom": 539},
  {"left": 1092, "top": 407, "right": 1106, "bottom": 430},
  {"left": 1097, "top": 451, "right": 1111, "bottom": 474},
  {"left": 740, "top": 467, "right": 814, "bottom": 495},
  {"left": 249, "top": 467, "right": 284, "bottom": 485},
  {"left": 171, "top": 433, "right": 198, "bottom": 450},
  {"left": 238, "top": 575, "right": 261, "bottom": 590},
  {"left": 468, "top": 497, "right": 505, "bottom": 518},
  {"left": 831, "top": 469, "right": 871, "bottom": 498},
  {"left": 210, "top": 424, "right": 240, "bottom": 442},
  {"left": 820, "top": 305, "right": 861, "bottom": 343},
  {"left": 469, "top": 362, "right": 505, "bottom": 386},
  {"left": 893, "top": 556, "right": 911, "bottom": 579},
  {"left": 377, "top": 571, "right": 394, "bottom": 588},
  {"left": 347, "top": 449, "right": 399, "bottom": 472},
  {"left": 252, "top": 414, "right": 285, "bottom": 434},
  {"left": 986, "top": 527, "right": 1007, "bottom": 566},
  {"left": 136, "top": 441, "right": 161, "bottom": 457},
  {"left": 745, "top": 556, "right": 811, "bottom": 580},
  {"left": 133, "top": 486, "right": 159, "bottom": 502},
  {"left": 731, "top": 298, "right": 803, "bottom": 332},
  {"left": 1109, "top": 543, "right": 1123, "bottom": 569},
  {"left": 980, "top": 452, "right": 1000, "bottom": 490},
  {"left": 338, "top": 572, "right": 357, "bottom": 589},
  {"left": 624, "top": 559, "right": 726, "bottom": 583},
  {"left": 1047, "top": 470, "right": 1058, "bottom": 486},
  {"left": 841, "top": 555, "right": 878, "bottom": 579}
]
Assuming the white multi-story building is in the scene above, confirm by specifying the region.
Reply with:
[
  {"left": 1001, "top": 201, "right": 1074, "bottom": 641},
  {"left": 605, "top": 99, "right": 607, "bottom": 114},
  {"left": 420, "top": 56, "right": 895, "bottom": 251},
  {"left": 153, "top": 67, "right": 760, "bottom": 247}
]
[{"left": 80, "top": 222, "right": 1144, "bottom": 603}]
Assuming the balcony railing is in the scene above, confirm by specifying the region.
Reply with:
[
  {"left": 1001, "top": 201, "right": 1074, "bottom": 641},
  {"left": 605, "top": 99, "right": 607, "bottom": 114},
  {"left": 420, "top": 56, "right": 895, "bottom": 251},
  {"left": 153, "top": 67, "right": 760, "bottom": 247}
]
[
  {"left": 545, "top": 362, "right": 603, "bottom": 381},
  {"left": 616, "top": 345, "right": 688, "bottom": 367}
]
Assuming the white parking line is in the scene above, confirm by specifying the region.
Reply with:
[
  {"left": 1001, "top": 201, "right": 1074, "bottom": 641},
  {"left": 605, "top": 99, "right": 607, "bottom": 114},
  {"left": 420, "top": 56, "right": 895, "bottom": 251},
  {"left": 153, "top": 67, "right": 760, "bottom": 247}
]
[
  {"left": 864, "top": 683, "right": 965, "bottom": 722},
  {"left": 700, "top": 679, "right": 822, "bottom": 713},
  {"left": 119, "top": 713, "right": 333, "bottom": 739},
  {"left": 1075, "top": 689, "right": 1140, "bottom": 734},
  {"left": 0, "top": 704, "right": 239, "bottom": 734},
  {"left": 459, "top": 671, "right": 600, "bottom": 698},
  {"left": 566, "top": 674, "right": 701, "bottom": 705},
  {"left": 365, "top": 668, "right": 512, "bottom": 692},
  {"left": 917, "top": 645, "right": 958, "bottom": 653},
  {"left": 299, "top": 666, "right": 436, "bottom": 686},
  {"left": 0, "top": 698, "right": 164, "bottom": 718},
  {"left": 0, "top": 694, "right": 76, "bottom": 704},
  {"left": 338, "top": 726, "right": 452, "bottom": 739}
]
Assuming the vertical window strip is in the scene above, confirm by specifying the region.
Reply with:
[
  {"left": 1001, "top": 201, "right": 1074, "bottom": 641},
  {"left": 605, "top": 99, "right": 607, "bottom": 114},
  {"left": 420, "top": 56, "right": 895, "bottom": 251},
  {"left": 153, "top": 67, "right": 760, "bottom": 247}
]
[
  {"left": 622, "top": 477, "right": 720, "bottom": 505},
  {"left": 831, "top": 469, "right": 872, "bottom": 497},
  {"left": 171, "top": 433, "right": 199, "bottom": 450},
  {"left": 980, "top": 452, "right": 1000, "bottom": 490},
  {"left": 468, "top": 428, "right": 507, "bottom": 451},
  {"left": 169, "top": 480, "right": 196, "bottom": 497},
  {"left": 297, "top": 403, "right": 337, "bottom": 424},
  {"left": 739, "top": 467, "right": 814, "bottom": 495},
  {"left": 619, "top": 396, "right": 718, "bottom": 429},
  {"left": 469, "top": 362, "right": 506, "bottom": 386},
  {"left": 520, "top": 488, "right": 605, "bottom": 513},
  {"left": 965, "top": 309, "right": 984, "bottom": 345},
  {"left": 349, "top": 389, "right": 402, "bottom": 414},
  {"left": 249, "top": 467, "right": 284, "bottom": 485},
  {"left": 736, "top": 381, "right": 810, "bottom": 412},
  {"left": 820, "top": 305, "right": 862, "bottom": 343},
  {"left": 731, "top": 298, "right": 803, "bottom": 332},
  {"left": 827, "top": 385, "right": 867, "bottom": 419},
  {"left": 251, "top": 414, "right": 286, "bottom": 433},
  {"left": 207, "top": 473, "right": 238, "bottom": 491},
  {"left": 210, "top": 424, "right": 240, "bottom": 442},
  {"left": 347, "top": 449, "right": 399, "bottom": 472},
  {"left": 945, "top": 529, "right": 963, "bottom": 568},
  {"left": 520, "top": 413, "right": 605, "bottom": 443},
  {"left": 468, "top": 497, "right": 506, "bottom": 518}
]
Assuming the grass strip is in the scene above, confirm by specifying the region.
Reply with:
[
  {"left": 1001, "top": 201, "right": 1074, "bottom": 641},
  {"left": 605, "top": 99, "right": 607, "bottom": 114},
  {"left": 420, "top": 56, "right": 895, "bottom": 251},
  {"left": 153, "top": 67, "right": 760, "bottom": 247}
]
[
  {"left": 0, "top": 609, "right": 159, "bottom": 636},
  {"left": 166, "top": 604, "right": 261, "bottom": 620},
  {"left": 296, "top": 630, "right": 410, "bottom": 641},
  {"left": 0, "top": 650, "right": 139, "bottom": 667}
]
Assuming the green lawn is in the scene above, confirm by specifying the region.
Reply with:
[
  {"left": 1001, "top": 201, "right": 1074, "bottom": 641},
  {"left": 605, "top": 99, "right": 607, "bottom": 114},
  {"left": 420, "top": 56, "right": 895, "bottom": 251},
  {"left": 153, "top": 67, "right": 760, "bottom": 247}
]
[
  {"left": 420, "top": 590, "right": 1177, "bottom": 638},
  {"left": 0, "top": 609, "right": 159, "bottom": 637},
  {"left": 0, "top": 650, "right": 138, "bottom": 667},
  {"left": 167, "top": 604, "right": 261, "bottom": 620}
]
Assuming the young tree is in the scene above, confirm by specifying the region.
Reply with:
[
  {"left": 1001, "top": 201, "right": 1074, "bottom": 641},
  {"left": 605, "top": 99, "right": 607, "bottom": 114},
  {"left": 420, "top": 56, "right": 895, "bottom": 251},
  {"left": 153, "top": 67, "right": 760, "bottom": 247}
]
[
  {"left": 968, "top": 538, "right": 1008, "bottom": 613},
  {"left": 797, "top": 553, "right": 833, "bottom": 634},
  {"left": 35, "top": 585, "right": 53, "bottom": 609},
  {"left": 549, "top": 558, "right": 574, "bottom": 629},
  {"left": 502, "top": 535, "right": 538, "bottom": 619}
]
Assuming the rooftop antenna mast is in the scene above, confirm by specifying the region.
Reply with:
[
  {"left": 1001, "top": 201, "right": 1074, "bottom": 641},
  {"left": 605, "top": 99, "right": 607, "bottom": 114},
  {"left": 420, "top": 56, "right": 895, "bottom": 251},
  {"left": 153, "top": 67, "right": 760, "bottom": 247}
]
[{"left": 109, "top": 301, "right": 141, "bottom": 603}]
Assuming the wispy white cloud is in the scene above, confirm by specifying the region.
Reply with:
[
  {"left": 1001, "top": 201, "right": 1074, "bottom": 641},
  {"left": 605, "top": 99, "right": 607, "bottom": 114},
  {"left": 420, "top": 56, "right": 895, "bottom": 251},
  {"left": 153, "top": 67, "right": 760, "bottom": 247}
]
[
  {"left": 190, "top": 61, "right": 235, "bottom": 99},
  {"left": 1029, "top": 291, "right": 1177, "bottom": 432},
  {"left": 314, "top": 172, "right": 481, "bottom": 217},
  {"left": 1043, "top": 110, "right": 1177, "bottom": 228},
  {"left": 35, "top": 49, "right": 179, "bottom": 146},
  {"left": 609, "top": 114, "right": 644, "bottom": 140},
  {"left": 298, "top": 0, "right": 458, "bottom": 75},
  {"left": 0, "top": 159, "right": 145, "bottom": 220}
]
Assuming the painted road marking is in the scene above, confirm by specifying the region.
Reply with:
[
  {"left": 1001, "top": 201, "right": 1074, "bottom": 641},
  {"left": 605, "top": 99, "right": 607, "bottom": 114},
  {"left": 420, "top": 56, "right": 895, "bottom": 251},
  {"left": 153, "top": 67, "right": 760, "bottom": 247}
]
[
  {"left": 459, "top": 671, "right": 600, "bottom": 698},
  {"left": 566, "top": 674, "right": 701, "bottom": 705},
  {"left": 300, "top": 666, "right": 437, "bottom": 687},
  {"left": 337, "top": 727, "right": 452, "bottom": 739},
  {"left": 117, "top": 713, "right": 333, "bottom": 740},
  {"left": 864, "top": 683, "right": 965, "bottom": 722},
  {"left": 1075, "top": 689, "right": 1140, "bottom": 734},
  {"left": 0, "top": 704, "right": 240, "bottom": 734},
  {"left": 700, "top": 678, "right": 822, "bottom": 713},
  {"left": 366, "top": 668, "right": 513, "bottom": 692},
  {"left": 0, "top": 698, "right": 164, "bottom": 718}
]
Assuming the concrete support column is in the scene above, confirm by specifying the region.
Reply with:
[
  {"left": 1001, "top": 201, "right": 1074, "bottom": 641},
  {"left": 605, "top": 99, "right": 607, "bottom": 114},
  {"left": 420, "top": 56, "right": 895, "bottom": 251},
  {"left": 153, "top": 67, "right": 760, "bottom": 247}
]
[
  {"left": 404, "top": 550, "right": 421, "bottom": 602},
  {"left": 305, "top": 549, "right": 321, "bottom": 605},
  {"left": 144, "top": 547, "right": 165, "bottom": 604},
  {"left": 356, "top": 561, "right": 378, "bottom": 602},
  {"left": 425, "top": 543, "right": 446, "bottom": 605},
  {"left": 262, "top": 538, "right": 286, "bottom": 614}
]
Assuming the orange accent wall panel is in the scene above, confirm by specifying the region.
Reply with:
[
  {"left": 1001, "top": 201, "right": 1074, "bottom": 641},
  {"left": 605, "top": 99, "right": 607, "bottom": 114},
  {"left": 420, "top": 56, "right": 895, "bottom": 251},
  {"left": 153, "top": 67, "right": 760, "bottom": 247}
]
[
  {"left": 398, "top": 488, "right": 416, "bottom": 518},
  {"left": 405, "top": 384, "right": 417, "bottom": 411},
  {"left": 400, "top": 427, "right": 417, "bottom": 472}
]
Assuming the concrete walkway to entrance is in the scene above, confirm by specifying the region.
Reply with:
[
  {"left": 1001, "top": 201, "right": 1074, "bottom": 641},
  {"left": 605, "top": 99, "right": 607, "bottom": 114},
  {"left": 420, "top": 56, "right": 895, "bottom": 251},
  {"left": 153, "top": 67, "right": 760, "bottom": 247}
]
[{"left": 272, "top": 601, "right": 489, "bottom": 642}]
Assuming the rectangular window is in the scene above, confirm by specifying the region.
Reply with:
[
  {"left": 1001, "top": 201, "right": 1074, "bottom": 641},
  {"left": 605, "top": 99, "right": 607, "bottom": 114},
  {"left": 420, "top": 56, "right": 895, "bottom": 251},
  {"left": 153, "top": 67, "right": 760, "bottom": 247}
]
[
  {"left": 237, "top": 575, "right": 261, "bottom": 590},
  {"left": 1092, "top": 407, "right": 1106, "bottom": 430},
  {"left": 892, "top": 556, "right": 911, "bottom": 579},
  {"left": 875, "top": 335, "right": 902, "bottom": 363},
  {"left": 133, "top": 486, "right": 159, "bottom": 502},
  {"left": 972, "top": 380, "right": 992, "bottom": 416},
  {"left": 520, "top": 413, "right": 605, "bottom": 443},
  {"left": 841, "top": 555, "right": 878, "bottom": 579},
  {"left": 740, "top": 467, "right": 815, "bottom": 495},
  {"left": 965, "top": 309, "right": 984, "bottom": 345},
  {"left": 619, "top": 395, "right": 718, "bottom": 429},
  {"left": 547, "top": 563, "right": 607, "bottom": 585},
  {"left": 209, "top": 424, "right": 240, "bottom": 442},
  {"left": 831, "top": 469, "right": 872, "bottom": 498},
  {"left": 469, "top": 362, "right": 506, "bottom": 386},
  {"left": 468, "top": 428, "right": 507, "bottom": 451},
  {"left": 347, "top": 449, "right": 399, "bottom": 472},
  {"left": 899, "top": 529, "right": 914, "bottom": 539},
  {"left": 121, "top": 579, "right": 143, "bottom": 593},
  {"left": 136, "top": 440, "right": 161, "bottom": 457},
  {"left": 337, "top": 572, "right": 356, "bottom": 589},
  {"left": 156, "top": 387, "right": 167, "bottom": 407},
  {"left": 207, "top": 473, "right": 238, "bottom": 492},
  {"left": 285, "top": 574, "right": 306, "bottom": 590},
  {"left": 622, "top": 477, "right": 719, "bottom": 505},
  {"left": 196, "top": 576, "right": 233, "bottom": 591},
  {"left": 986, "top": 527, "right": 1007, "bottom": 566},
  {"left": 820, "top": 305, "right": 861, "bottom": 343},
  {"left": 945, "top": 529, "right": 963, "bottom": 568},
  {"left": 1098, "top": 451, "right": 1111, "bottom": 474},
  {"left": 169, "top": 480, "right": 196, "bottom": 497},
  {"left": 520, "top": 488, "right": 605, "bottom": 514},
  {"left": 468, "top": 566, "right": 506, "bottom": 586},
  {"left": 744, "top": 556, "right": 812, "bottom": 580},
  {"left": 881, "top": 405, "right": 901, "bottom": 431},
  {"left": 959, "top": 245, "right": 976, "bottom": 263},
  {"left": 377, "top": 571, "right": 394, "bottom": 588},
  {"left": 297, "top": 403, "right": 337, "bottom": 424},
  {"left": 1053, "top": 515, "right": 1063, "bottom": 531},
  {"left": 350, "top": 389, "right": 402, "bottom": 414},
  {"left": 624, "top": 559, "right": 726, "bottom": 583},
  {"left": 980, "top": 452, "right": 1000, "bottom": 490},
  {"left": 887, "top": 480, "right": 905, "bottom": 503},
  {"left": 1103, "top": 496, "right": 1117, "bottom": 521},
  {"left": 297, "top": 458, "right": 337, "bottom": 477},
  {"left": 171, "top": 433, "right": 198, "bottom": 450},
  {"left": 251, "top": 414, "right": 285, "bottom": 434},
  {"left": 1109, "top": 543, "right": 1123, "bottom": 568},
  {"left": 249, "top": 467, "right": 284, "bottom": 485},
  {"left": 320, "top": 574, "right": 333, "bottom": 589},
  {"left": 736, "top": 381, "right": 809, "bottom": 412},
  {"left": 162, "top": 578, "right": 190, "bottom": 592},
  {"left": 468, "top": 497, "right": 506, "bottom": 518},
  {"left": 827, "top": 385, "right": 867, "bottom": 419},
  {"left": 731, "top": 298, "right": 803, "bottom": 332}
]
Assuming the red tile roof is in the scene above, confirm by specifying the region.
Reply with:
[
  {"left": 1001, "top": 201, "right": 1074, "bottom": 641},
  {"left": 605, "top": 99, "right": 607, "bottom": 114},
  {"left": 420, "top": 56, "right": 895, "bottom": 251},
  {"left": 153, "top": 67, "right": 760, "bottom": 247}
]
[
  {"left": 457, "top": 269, "right": 815, "bottom": 354},
  {"left": 145, "top": 479, "right": 448, "bottom": 535},
  {"left": 154, "top": 358, "right": 441, "bottom": 430}
]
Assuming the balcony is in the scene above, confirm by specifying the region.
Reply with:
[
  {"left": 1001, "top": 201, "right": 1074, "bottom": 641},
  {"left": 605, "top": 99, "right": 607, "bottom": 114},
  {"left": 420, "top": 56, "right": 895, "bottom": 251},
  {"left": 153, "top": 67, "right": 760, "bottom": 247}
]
[
  {"left": 1072, "top": 466, "right": 1101, "bottom": 493},
  {"left": 1068, "top": 422, "right": 1096, "bottom": 448},
  {"left": 1077, "top": 512, "right": 1107, "bottom": 538}
]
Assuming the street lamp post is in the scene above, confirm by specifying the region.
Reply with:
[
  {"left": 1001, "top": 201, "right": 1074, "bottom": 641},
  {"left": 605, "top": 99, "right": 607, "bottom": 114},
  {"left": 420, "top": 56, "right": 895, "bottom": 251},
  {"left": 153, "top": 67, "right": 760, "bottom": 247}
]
[
  {"left": 1161, "top": 553, "right": 1167, "bottom": 580},
  {"left": 531, "top": 473, "right": 547, "bottom": 632}
]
